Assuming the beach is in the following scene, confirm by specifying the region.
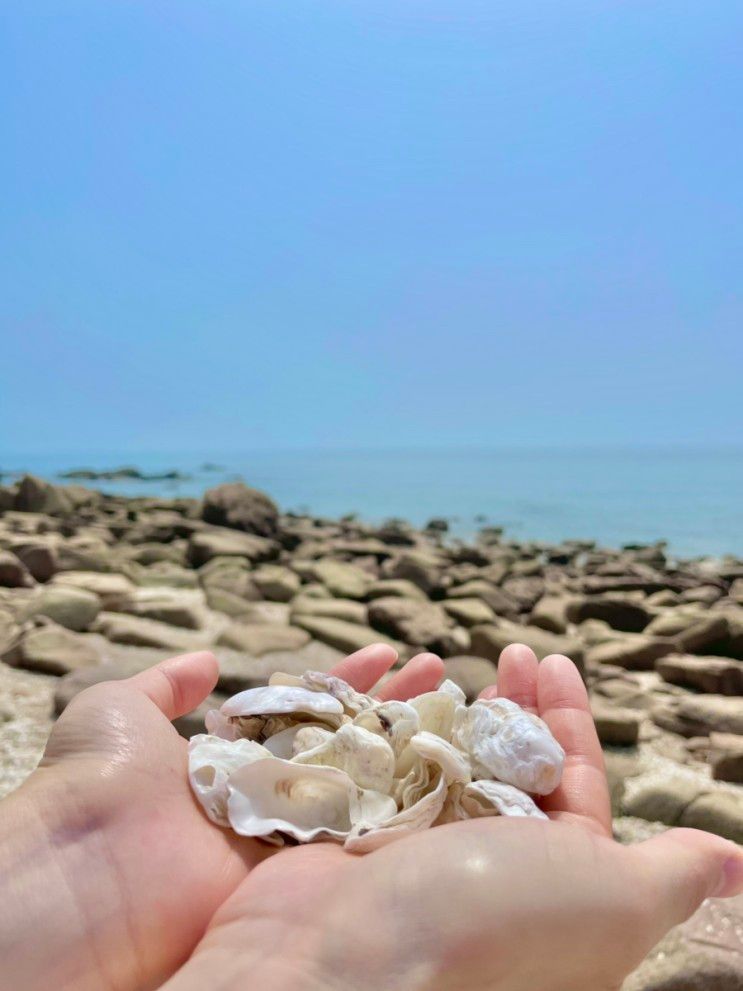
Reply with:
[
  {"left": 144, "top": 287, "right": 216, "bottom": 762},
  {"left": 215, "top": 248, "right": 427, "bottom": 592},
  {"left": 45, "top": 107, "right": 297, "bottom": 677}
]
[{"left": 1, "top": 472, "right": 742, "bottom": 989}]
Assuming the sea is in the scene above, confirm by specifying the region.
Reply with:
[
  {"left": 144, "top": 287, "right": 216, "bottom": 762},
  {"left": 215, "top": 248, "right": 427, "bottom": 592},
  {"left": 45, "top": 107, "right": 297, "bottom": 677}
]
[{"left": 2, "top": 448, "right": 742, "bottom": 560}]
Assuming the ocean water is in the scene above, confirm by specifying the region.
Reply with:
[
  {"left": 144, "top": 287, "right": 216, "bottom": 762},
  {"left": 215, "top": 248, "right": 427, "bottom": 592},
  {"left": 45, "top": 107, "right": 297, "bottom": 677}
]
[{"left": 2, "top": 448, "right": 742, "bottom": 559}]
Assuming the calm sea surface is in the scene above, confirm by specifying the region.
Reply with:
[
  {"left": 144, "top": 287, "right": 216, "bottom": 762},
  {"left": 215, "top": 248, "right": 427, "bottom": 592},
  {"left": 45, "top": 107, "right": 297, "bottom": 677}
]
[{"left": 3, "top": 448, "right": 742, "bottom": 559}]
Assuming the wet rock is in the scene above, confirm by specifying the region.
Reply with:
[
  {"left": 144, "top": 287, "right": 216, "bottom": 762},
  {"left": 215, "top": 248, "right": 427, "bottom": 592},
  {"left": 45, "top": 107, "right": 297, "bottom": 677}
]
[
  {"left": 0, "top": 550, "right": 34, "bottom": 588},
  {"left": 368, "top": 597, "right": 457, "bottom": 654},
  {"left": 656, "top": 654, "right": 743, "bottom": 695},
  {"left": 201, "top": 481, "right": 279, "bottom": 537},
  {"left": 217, "top": 622, "right": 310, "bottom": 656}
]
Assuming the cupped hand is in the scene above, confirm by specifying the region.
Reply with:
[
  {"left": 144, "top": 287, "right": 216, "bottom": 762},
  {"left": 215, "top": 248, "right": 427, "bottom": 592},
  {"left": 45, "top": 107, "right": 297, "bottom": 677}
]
[
  {"left": 160, "top": 645, "right": 743, "bottom": 991},
  {"left": 4, "top": 644, "right": 444, "bottom": 991}
]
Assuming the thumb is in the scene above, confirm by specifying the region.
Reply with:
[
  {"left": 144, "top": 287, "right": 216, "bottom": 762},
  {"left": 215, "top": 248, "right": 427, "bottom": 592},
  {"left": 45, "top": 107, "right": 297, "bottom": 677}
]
[
  {"left": 630, "top": 827, "right": 743, "bottom": 944},
  {"left": 126, "top": 650, "right": 220, "bottom": 720}
]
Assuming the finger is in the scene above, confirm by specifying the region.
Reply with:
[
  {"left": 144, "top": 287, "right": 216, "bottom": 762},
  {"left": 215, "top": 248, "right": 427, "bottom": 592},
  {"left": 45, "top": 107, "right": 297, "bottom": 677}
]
[
  {"left": 479, "top": 643, "right": 538, "bottom": 711},
  {"left": 328, "top": 643, "right": 399, "bottom": 693},
  {"left": 127, "top": 651, "right": 219, "bottom": 721},
  {"left": 376, "top": 652, "right": 445, "bottom": 701},
  {"left": 536, "top": 653, "right": 612, "bottom": 837},
  {"left": 629, "top": 828, "right": 743, "bottom": 948}
]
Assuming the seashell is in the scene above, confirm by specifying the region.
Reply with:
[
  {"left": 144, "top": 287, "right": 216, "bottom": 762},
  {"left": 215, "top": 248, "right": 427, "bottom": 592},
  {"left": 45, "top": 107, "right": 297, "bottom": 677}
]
[
  {"left": 269, "top": 670, "right": 374, "bottom": 715},
  {"left": 293, "top": 723, "right": 395, "bottom": 793},
  {"left": 409, "top": 730, "right": 471, "bottom": 785},
  {"left": 458, "top": 779, "right": 548, "bottom": 820},
  {"left": 410, "top": 690, "right": 457, "bottom": 740},
  {"left": 353, "top": 700, "right": 420, "bottom": 766},
  {"left": 437, "top": 678, "right": 467, "bottom": 706},
  {"left": 344, "top": 773, "right": 449, "bottom": 854},
  {"left": 188, "top": 734, "right": 271, "bottom": 826},
  {"left": 218, "top": 685, "right": 346, "bottom": 742},
  {"left": 453, "top": 698, "right": 564, "bottom": 795},
  {"left": 261, "top": 724, "right": 334, "bottom": 759},
  {"left": 226, "top": 756, "right": 397, "bottom": 843},
  {"left": 205, "top": 707, "right": 240, "bottom": 741}
]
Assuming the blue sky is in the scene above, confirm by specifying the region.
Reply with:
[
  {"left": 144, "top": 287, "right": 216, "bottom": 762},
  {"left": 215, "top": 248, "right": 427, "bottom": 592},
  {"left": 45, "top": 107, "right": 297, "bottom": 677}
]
[{"left": 2, "top": 1, "right": 741, "bottom": 454}]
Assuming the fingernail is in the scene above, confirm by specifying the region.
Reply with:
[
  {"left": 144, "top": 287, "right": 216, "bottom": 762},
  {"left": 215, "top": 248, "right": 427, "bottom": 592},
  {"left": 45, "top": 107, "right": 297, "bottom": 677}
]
[{"left": 713, "top": 854, "right": 743, "bottom": 898}]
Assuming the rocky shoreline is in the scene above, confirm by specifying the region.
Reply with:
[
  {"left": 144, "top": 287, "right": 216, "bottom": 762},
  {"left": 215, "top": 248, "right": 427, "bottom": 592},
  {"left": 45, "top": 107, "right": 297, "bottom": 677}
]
[{"left": 1, "top": 473, "right": 742, "bottom": 989}]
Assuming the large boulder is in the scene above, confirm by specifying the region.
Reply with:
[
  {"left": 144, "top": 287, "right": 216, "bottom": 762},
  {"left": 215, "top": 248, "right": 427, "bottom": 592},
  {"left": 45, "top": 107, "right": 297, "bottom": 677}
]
[
  {"left": 13, "top": 475, "right": 73, "bottom": 516},
  {"left": 656, "top": 654, "right": 743, "bottom": 695},
  {"left": 201, "top": 482, "right": 278, "bottom": 537},
  {"left": 368, "top": 596, "right": 459, "bottom": 654},
  {"left": 470, "top": 621, "right": 584, "bottom": 672}
]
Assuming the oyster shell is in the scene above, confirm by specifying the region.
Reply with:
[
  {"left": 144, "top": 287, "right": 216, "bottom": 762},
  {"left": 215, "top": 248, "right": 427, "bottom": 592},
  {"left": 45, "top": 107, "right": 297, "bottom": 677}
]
[
  {"left": 188, "top": 734, "right": 271, "bottom": 825},
  {"left": 293, "top": 723, "right": 395, "bottom": 793},
  {"left": 270, "top": 670, "right": 373, "bottom": 715},
  {"left": 215, "top": 684, "right": 346, "bottom": 743},
  {"left": 453, "top": 698, "right": 564, "bottom": 795},
  {"left": 459, "top": 779, "right": 548, "bottom": 820}
]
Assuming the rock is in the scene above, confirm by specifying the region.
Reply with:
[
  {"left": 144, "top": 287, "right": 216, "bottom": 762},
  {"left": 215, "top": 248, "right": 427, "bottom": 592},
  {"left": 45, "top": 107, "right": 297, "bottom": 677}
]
[
  {"left": 585, "top": 635, "right": 677, "bottom": 671},
  {"left": 56, "top": 536, "right": 114, "bottom": 572},
  {"left": 680, "top": 584, "right": 724, "bottom": 605},
  {"left": 382, "top": 551, "right": 443, "bottom": 595},
  {"left": 603, "top": 751, "right": 641, "bottom": 816},
  {"left": 201, "top": 482, "right": 279, "bottom": 537},
  {"left": 652, "top": 695, "right": 743, "bottom": 737},
  {"left": 368, "top": 597, "right": 458, "bottom": 654},
  {"left": 215, "top": 640, "right": 344, "bottom": 694},
  {"left": 565, "top": 596, "right": 651, "bottom": 633},
  {"left": 187, "top": 529, "right": 277, "bottom": 567},
  {"left": 500, "top": 576, "right": 545, "bottom": 612},
  {"left": 644, "top": 606, "right": 704, "bottom": 638},
  {"left": 442, "top": 597, "right": 496, "bottom": 628},
  {"left": 578, "top": 618, "right": 622, "bottom": 646},
  {"left": 51, "top": 572, "right": 135, "bottom": 609},
  {"left": 204, "top": 586, "right": 259, "bottom": 618},
  {"left": 674, "top": 614, "right": 729, "bottom": 653},
  {"left": 25, "top": 585, "right": 101, "bottom": 631},
  {"left": 681, "top": 791, "right": 743, "bottom": 843},
  {"left": 442, "top": 656, "right": 497, "bottom": 702},
  {"left": 15, "top": 626, "right": 102, "bottom": 675},
  {"left": 309, "top": 560, "right": 371, "bottom": 600},
  {"left": 113, "top": 589, "right": 207, "bottom": 630},
  {"left": 709, "top": 733, "right": 743, "bottom": 783},
  {"left": 217, "top": 623, "right": 310, "bottom": 656},
  {"left": 365, "top": 579, "right": 428, "bottom": 602},
  {"left": 290, "top": 597, "right": 368, "bottom": 625},
  {"left": 590, "top": 700, "right": 641, "bottom": 745},
  {"left": 13, "top": 475, "right": 73, "bottom": 516},
  {"left": 656, "top": 654, "right": 743, "bottom": 695},
  {"left": 447, "top": 581, "right": 520, "bottom": 618},
  {"left": 645, "top": 589, "right": 680, "bottom": 607},
  {"left": 529, "top": 595, "right": 571, "bottom": 634},
  {"left": 470, "top": 621, "right": 584, "bottom": 672},
  {"left": 237, "top": 602, "right": 290, "bottom": 625},
  {"left": 622, "top": 774, "right": 703, "bottom": 825},
  {"left": 291, "top": 615, "right": 405, "bottom": 656},
  {"left": 198, "top": 558, "right": 261, "bottom": 598},
  {"left": 127, "top": 562, "right": 198, "bottom": 589},
  {"left": 0, "top": 550, "right": 34, "bottom": 588},
  {"left": 251, "top": 565, "right": 300, "bottom": 603},
  {"left": 0, "top": 608, "right": 23, "bottom": 665},
  {"left": 11, "top": 541, "right": 57, "bottom": 582},
  {"left": 93, "top": 613, "right": 210, "bottom": 651},
  {"left": 124, "top": 542, "right": 186, "bottom": 566}
]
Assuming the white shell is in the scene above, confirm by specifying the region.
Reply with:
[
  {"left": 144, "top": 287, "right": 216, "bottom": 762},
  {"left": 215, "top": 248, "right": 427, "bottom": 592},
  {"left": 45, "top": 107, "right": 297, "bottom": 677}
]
[
  {"left": 437, "top": 678, "right": 467, "bottom": 706},
  {"left": 293, "top": 723, "right": 395, "bottom": 793},
  {"left": 221, "top": 684, "right": 344, "bottom": 720},
  {"left": 345, "top": 774, "right": 448, "bottom": 854},
  {"left": 453, "top": 698, "right": 564, "bottom": 795},
  {"left": 188, "top": 734, "right": 271, "bottom": 825},
  {"left": 459, "top": 779, "right": 548, "bottom": 820},
  {"left": 409, "top": 730, "right": 471, "bottom": 784},
  {"left": 226, "top": 757, "right": 396, "bottom": 842},
  {"left": 269, "top": 670, "right": 374, "bottom": 715},
  {"left": 353, "top": 700, "right": 420, "bottom": 764},
  {"left": 411, "top": 690, "right": 456, "bottom": 739},
  {"left": 261, "top": 724, "right": 334, "bottom": 759}
]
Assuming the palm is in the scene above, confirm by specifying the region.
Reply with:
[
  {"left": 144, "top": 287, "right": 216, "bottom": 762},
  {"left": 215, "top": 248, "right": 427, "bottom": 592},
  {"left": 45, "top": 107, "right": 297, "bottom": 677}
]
[{"left": 40, "top": 645, "right": 444, "bottom": 989}]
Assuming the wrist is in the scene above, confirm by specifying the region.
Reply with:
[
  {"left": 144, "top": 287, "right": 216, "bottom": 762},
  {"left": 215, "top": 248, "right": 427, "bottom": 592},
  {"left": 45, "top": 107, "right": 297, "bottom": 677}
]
[{"left": 0, "top": 764, "right": 131, "bottom": 991}]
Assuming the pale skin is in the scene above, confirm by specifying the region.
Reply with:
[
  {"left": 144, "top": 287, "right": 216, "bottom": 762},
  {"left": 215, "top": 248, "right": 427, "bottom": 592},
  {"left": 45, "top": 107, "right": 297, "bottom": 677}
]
[{"left": 1, "top": 645, "right": 742, "bottom": 991}]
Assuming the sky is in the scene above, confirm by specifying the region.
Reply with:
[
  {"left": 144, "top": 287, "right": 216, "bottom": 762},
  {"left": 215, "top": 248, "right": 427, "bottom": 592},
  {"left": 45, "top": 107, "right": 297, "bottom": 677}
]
[{"left": 2, "top": 1, "right": 742, "bottom": 454}]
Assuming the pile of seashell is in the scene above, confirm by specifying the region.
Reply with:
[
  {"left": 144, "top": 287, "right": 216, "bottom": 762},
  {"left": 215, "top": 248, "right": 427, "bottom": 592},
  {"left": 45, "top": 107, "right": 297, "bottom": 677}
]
[{"left": 189, "top": 670, "right": 565, "bottom": 854}]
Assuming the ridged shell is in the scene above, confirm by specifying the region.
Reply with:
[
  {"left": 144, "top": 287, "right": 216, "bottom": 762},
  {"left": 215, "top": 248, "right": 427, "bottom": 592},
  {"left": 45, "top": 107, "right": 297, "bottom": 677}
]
[{"left": 188, "top": 734, "right": 271, "bottom": 825}]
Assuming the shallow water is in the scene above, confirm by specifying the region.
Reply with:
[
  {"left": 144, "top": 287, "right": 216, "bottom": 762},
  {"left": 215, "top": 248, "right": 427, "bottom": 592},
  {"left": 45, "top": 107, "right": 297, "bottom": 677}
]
[{"left": 3, "top": 447, "right": 742, "bottom": 558}]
